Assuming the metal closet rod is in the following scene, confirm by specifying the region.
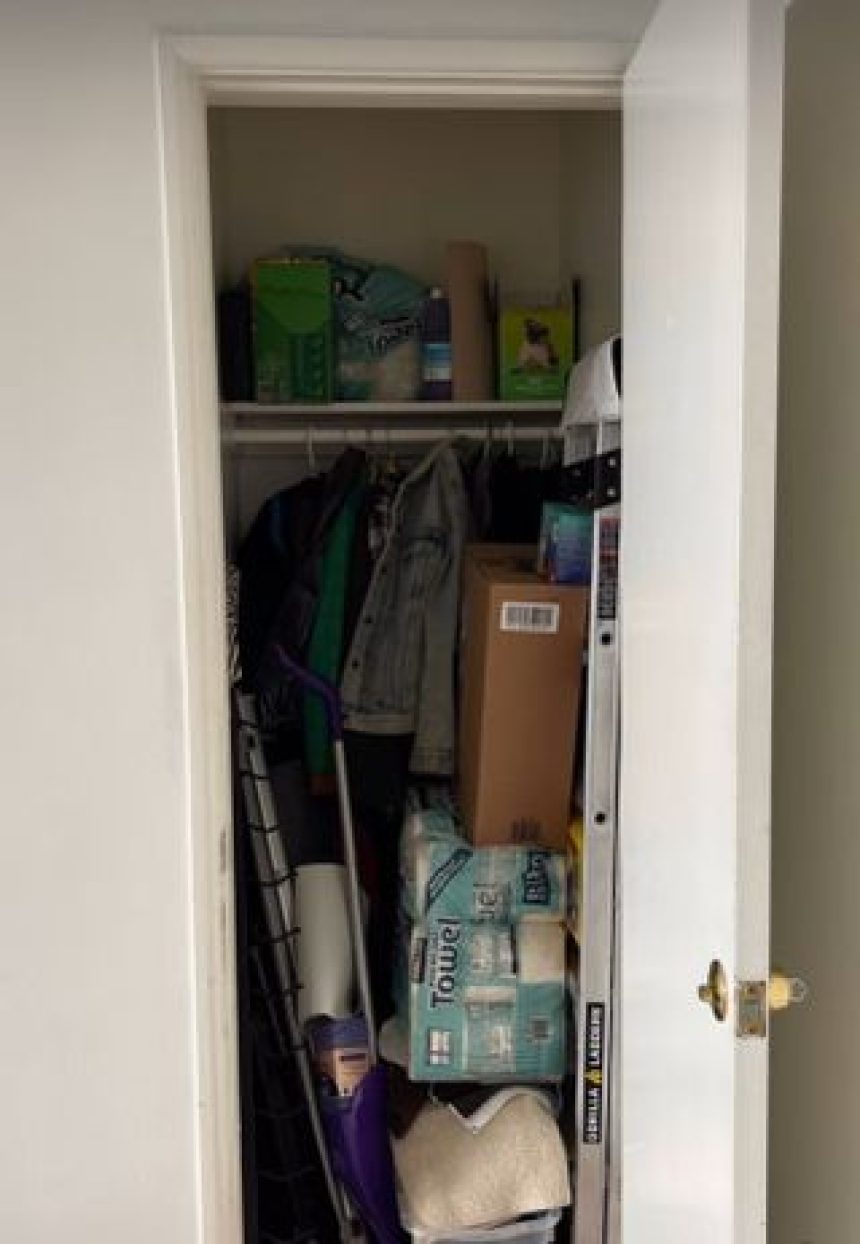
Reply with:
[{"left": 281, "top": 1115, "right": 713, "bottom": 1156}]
[{"left": 222, "top": 423, "right": 566, "bottom": 448}]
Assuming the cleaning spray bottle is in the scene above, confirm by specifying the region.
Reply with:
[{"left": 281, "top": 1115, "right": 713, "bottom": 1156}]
[{"left": 419, "top": 287, "right": 453, "bottom": 401}]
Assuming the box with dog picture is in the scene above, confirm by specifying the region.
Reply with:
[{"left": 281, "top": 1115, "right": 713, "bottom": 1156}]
[{"left": 498, "top": 297, "right": 575, "bottom": 401}]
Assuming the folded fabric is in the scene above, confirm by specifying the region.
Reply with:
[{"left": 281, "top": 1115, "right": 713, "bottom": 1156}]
[
  {"left": 393, "top": 1092, "right": 571, "bottom": 1231},
  {"left": 445, "top": 1085, "right": 560, "bottom": 1134}
]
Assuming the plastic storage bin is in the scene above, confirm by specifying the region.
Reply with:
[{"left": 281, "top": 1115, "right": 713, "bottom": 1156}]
[{"left": 406, "top": 1209, "right": 561, "bottom": 1244}]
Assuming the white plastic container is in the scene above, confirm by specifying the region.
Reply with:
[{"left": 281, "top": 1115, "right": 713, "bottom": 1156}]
[{"left": 406, "top": 1209, "right": 562, "bottom": 1244}]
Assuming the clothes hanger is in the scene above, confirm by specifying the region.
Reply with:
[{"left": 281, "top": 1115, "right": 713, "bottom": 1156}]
[
  {"left": 364, "top": 425, "right": 377, "bottom": 483},
  {"left": 306, "top": 424, "right": 317, "bottom": 475},
  {"left": 540, "top": 429, "right": 551, "bottom": 470},
  {"left": 483, "top": 421, "right": 493, "bottom": 461},
  {"left": 383, "top": 424, "right": 399, "bottom": 477}
]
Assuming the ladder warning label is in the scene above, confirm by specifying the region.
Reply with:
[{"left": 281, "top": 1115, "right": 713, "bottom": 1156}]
[
  {"left": 597, "top": 516, "right": 620, "bottom": 622},
  {"left": 583, "top": 1002, "right": 605, "bottom": 1145}
]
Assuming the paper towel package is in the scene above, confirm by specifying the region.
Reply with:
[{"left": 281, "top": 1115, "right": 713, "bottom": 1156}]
[
  {"left": 400, "top": 801, "right": 568, "bottom": 926},
  {"left": 397, "top": 917, "right": 566, "bottom": 1082}
]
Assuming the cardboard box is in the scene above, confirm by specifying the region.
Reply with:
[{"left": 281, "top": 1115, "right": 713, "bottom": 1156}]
[
  {"left": 498, "top": 304, "right": 574, "bottom": 401},
  {"left": 252, "top": 258, "right": 334, "bottom": 403},
  {"left": 459, "top": 545, "right": 587, "bottom": 850}
]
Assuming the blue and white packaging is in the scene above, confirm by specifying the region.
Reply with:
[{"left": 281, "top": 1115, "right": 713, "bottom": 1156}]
[
  {"left": 395, "top": 797, "right": 569, "bottom": 1081},
  {"left": 401, "top": 917, "right": 566, "bottom": 1082},
  {"left": 537, "top": 502, "right": 593, "bottom": 586},
  {"left": 400, "top": 800, "right": 568, "bottom": 927}
]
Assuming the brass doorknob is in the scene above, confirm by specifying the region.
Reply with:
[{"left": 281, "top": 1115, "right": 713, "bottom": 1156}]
[{"left": 697, "top": 959, "right": 728, "bottom": 1022}]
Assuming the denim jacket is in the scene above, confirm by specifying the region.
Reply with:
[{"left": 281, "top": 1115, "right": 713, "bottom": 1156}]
[{"left": 340, "top": 442, "right": 467, "bottom": 775}]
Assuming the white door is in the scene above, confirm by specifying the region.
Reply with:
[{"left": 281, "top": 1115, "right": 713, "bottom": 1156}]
[{"left": 621, "top": 1, "right": 784, "bottom": 1241}]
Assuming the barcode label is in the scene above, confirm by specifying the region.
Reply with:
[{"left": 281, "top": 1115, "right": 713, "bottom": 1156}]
[
  {"left": 427, "top": 1029, "right": 453, "bottom": 1066},
  {"left": 488, "top": 1024, "right": 514, "bottom": 1061},
  {"left": 500, "top": 601, "right": 560, "bottom": 634}
]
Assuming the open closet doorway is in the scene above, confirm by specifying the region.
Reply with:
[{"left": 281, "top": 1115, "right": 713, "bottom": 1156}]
[
  {"left": 157, "top": 5, "right": 786, "bottom": 1242},
  {"left": 213, "top": 97, "right": 623, "bottom": 1244}
]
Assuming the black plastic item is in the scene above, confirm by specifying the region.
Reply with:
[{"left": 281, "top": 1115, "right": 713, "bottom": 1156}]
[
  {"left": 555, "top": 448, "right": 621, "bottom": 510},
  {"left": 218, "top": 284, "right": 254, "bottom": 401},
  {"left": 571, "top": 277, "right": 582, "bottom": 363},
  {"left": 611, "top": 335, "right": 623, "bottom": 395}
]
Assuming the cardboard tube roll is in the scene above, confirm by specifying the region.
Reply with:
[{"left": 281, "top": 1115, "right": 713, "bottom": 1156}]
[
  {"left": 445, "top": 241, "right": 493, "bottom": 401},
  {"left": 294, "top": 863, "right": 355, "bottom": 1024}
]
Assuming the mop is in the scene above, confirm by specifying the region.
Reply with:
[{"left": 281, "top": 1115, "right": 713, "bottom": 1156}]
[{"left": 276, "top": 646, "right": 404, "bottom": 1244}]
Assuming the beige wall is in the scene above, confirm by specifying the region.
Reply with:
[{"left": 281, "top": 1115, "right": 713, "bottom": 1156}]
[
  {"left": 560, "top": 109, "right": 622, "bottom": 351},
  {"left": 770, "top": 0, "right": 860, "bottom": 1237},
  {"left": 209, "top": 107, "right": 621, "bottom": 351}
]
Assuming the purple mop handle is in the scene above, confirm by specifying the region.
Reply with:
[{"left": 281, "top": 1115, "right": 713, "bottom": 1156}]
[{"left": 274, "top": 645, "right": 344, "bottom": 740}]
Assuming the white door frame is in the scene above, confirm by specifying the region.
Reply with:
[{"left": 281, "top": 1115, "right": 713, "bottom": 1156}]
[{"left": 154, "top": 34, "right": 627, "bottom": 1242}]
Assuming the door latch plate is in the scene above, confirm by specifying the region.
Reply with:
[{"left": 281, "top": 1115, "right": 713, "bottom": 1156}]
[{"left": 736, "top": 980, "right": 767, "bottom": 1039}]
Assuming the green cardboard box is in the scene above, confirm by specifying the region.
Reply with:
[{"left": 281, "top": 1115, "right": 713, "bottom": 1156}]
[
  {"left": 252, "top": 259, "right": 334, "bottom": 403},
  {"left": 498, "top": 304, "right": 574, "bottom": 401}
]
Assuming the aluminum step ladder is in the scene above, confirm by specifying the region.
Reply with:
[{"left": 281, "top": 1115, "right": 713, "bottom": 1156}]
[{"left": 573, "top": 419, "right": 622, "bottom": 1244}]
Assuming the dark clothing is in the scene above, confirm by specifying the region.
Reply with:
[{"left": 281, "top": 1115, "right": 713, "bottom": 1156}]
[
  {"left": 341, "top": 489, "right": 374, "bottom": 676},
  {"left": 238, "top": 449, "right": 367, "bottom": 736},
  {"left": 344, "top": 731, "right": 415, "bottom": 1022}
]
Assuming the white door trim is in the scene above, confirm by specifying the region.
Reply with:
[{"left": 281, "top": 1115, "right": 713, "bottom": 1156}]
[
  {"left": 173, "top": 35, "right": 626, "bottom": 107},
  {"left": 155, "top": 33, "right": 626, "bottom": 1242}
]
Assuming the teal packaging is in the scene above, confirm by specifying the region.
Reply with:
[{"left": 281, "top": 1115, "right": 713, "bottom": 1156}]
[
  {"left": 538, "top": 502, "right": 593, "bottom": 586},
  {"left": 399, "top": 801, "right": 567, "bottom": 926},
  {"left": 400, "top": 918, "right": 566, "bottom": 1081},
  {"left": 394, "top": 798, "right": 568, "bottom": 1081}
]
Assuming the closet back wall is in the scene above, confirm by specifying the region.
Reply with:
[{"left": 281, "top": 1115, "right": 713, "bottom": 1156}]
[{"left": 208, "top": 108, "right": 621, "bottom": 353}]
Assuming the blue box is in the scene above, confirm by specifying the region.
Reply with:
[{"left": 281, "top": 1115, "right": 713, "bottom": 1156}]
[{"left": 538, "top": 503, "right": 593, "bottom": 586}]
